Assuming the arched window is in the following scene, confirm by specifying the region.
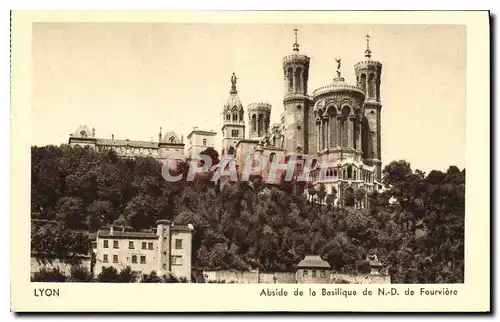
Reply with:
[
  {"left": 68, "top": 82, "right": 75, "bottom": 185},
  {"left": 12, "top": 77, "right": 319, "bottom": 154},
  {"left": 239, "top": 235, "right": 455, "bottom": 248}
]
[
  {"left": 353, "top": 170, "right": 357, "bottom": 180},
  {"left": 295, "top": 67, "right": 302, "bottom": 92},
  {"left": 360, "top": 73, "right": 367, "bottom": 93},
  {"left": 169, "top": 136, "right": 176, "bottom": 143},
  {"left": 232, "top": 112, "right": 238, "bottom": 122},
  {"left": 347, "top": 165, "right": 353, "bottom": 179},
  {"left": 368, "top": 73, "right": 375, "bottom": 98},
  {"left": 226, "top": 113, "right": 231, "bottom": 121},
  {"left": 251, "top": 114, "right": 257, "bottom": 133},
  {"left": 202, "top": 138, "right": 207, "bottom": 146},
  {"left": 80, "top": 131, "right": 87, "bottom": 138},
  {"left": 287, "top": 67, "right": 294, "bottom": 91},
  {"left": 333, "top": 169, "right": 338, "bottom": 177}
]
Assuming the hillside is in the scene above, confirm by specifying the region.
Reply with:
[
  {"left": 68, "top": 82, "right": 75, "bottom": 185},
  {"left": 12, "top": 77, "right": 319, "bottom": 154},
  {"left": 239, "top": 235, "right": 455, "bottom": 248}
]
[{"left": 31, "top": 144, "right": 465, "bottom": 283}]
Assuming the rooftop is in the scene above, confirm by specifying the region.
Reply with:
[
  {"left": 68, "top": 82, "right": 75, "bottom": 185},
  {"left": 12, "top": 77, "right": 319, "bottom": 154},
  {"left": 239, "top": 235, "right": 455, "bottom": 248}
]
[{"left": 296, "top": 255, "right": 331, "bottom": 269}]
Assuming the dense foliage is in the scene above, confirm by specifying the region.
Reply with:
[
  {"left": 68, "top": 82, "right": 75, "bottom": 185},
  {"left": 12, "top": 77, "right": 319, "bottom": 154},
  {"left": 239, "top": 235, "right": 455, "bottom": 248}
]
[
  {"left": 31, "top": 145, "right": 465, "bottom": 283},
  {"left": 31, "top": 265, "right": 184, "bottom": 283}
]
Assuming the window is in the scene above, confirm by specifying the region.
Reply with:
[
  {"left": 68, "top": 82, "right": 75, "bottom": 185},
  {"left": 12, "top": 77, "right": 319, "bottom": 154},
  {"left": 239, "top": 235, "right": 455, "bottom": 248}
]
[
  {"left": 269, "top": 152, "right": 276, "bottom": 163},
  {"left": 103, "top": 240, "right": 109, "bottom": 248},
  {"left": 103, "top": 254, "right": 108, "bottom": 263},
  {"left": 231, "top": 129, "right": 239, "bottom": 138},
  {"left": 312, "top": 270, "right": 317, "bottom": 278},
  {"left": 140, "top": 256, "right": 146, "bottom": 264},
  {"left": 132, "top": 255, "right": 137, "bottom": 264},
  {"left": 142, "top": 242, "right": 147, "bottom": 250},
  {"left": 163, "top": 252, "right": 167, "bottom": 256},
  {"left": 148, "top": 242, "right": 154, "bottom": 250},
  {"left": 113, "top": 255, "right": 118, "bottom": 263},
  {"left": 175, "top": 239, "right": 183, "bottom": 249},
  {"left": 80, "top": 131, "right": 87, "bottom": 138},
  {"left": 172, "top": 256, "right": 183, "bottom": 265},
  {"left": 113, "top": 240, "right": 118, "bottom": 249},
  {"left": 202, "top": 138, "right": 207, "bottom": 146},
  {"left": 320, "top": 270, "right": 326, "bottom": 278},
  {"left": 163, "top": 264, "right": 167, "bottom": 269},
  {"left": 129, "top": 241, "right": 134, "bottom": 249},
  {"left": 303, "top": 269, "right": 308, "bottom": 277}
]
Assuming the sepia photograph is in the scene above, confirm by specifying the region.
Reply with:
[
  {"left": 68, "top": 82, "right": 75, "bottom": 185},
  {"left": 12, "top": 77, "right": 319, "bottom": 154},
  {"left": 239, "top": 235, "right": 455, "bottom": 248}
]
[{"left": 10, "top": 11, "right": 490, "bottom": 312}]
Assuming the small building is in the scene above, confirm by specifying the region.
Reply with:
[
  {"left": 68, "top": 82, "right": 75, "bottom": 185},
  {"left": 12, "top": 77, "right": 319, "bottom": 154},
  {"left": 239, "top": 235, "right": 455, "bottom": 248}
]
[
  {"left": 93, "top": 220, "right": 194, "bottom": 281},
  {"left": 295, "top": 255, "right": 331, "bottom": 284},
  {"left": 186, "top": 127, "right": 217, "bottom": 159}
]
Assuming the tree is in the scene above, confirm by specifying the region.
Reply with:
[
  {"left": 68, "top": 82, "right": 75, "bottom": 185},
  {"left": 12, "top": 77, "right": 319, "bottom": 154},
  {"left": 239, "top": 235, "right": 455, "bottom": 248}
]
[
  {"left": 69, "top": 265, "right": 93, "bottom": 282},
  {"left": 307, "top": 184, "right": 317, "bottom": 203},
  {"left": 354, "top": 188, "right": 366, "bottom": 209},
  {"left": 96, "top": 266, "right": 120, "bottom": 283},
  {"left": 141, "top": 271, "right": 163, "bottom": 283},
  {"left": 317, "top": 183, "right": 326, "bottom": 205},
  {"left": 118, "top": 266, "right": 138, "bottom": 283},
  {"left": 343, "top": 187, "right": 355, "bottom": 207},
  {"left": 32, "top": 267, "right": 67, "bottom": 282},
  {"left": 55, "top": 197, "right": 86, "bottom": 229},
  {"left": 31, "top": 145, "right": 464, "bottom": 283}
]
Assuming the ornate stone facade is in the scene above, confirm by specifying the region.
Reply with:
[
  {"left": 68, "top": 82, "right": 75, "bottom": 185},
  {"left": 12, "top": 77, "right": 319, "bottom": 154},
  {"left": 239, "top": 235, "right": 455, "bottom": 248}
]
[{"left": 228, "top": 31, "right": 384, "bottom": 203}]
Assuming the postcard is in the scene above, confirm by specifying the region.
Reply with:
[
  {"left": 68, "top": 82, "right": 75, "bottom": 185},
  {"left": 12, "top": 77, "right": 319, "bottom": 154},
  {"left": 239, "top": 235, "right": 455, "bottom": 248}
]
[{"left": 10, "top": 10, "right": 490, "bottom": 312}]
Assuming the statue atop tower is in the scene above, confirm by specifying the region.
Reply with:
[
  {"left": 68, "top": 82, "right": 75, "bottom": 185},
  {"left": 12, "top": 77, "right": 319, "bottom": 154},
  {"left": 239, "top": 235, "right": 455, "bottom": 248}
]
[
  {"left": 335, "top": 57, "right": 342, "bottom": 78},
  {"left": 231, "top": 72, "right": 237, "bottom": 94},
  {"left": 221, "top": 73, "right": 245, "bottom": 155}
]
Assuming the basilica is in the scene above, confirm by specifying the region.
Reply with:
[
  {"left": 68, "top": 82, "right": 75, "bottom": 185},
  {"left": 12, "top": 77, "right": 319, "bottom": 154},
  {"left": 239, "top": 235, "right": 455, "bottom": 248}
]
[
  {"left": 69, "top": 30, "right": 384, "bottom": 201},
  {"left": 224, "top": 31, "right": 384, "bottom": 199}
]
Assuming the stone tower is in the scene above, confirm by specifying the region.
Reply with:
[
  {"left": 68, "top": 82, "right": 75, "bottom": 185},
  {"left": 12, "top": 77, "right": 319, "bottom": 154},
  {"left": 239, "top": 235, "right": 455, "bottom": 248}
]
[
  {"left": 282, "top": 29, "right": 312, "bottom": 154},
  {"left": 355, "top": 35, "right": 383, "bottom": 183},
  {"left": 221, "top": 73, "right": 245, "bottom": 155},
  {"left": 248, "top": 102, "right": 272, "bottom": 139}
]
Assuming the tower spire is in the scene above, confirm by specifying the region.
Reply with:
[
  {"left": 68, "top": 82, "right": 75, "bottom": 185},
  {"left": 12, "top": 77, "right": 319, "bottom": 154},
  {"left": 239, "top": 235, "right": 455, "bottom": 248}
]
[
  {"left": 293, "top": 28, "right": 300, "bottom": 52},
  {"left": 365, "top": 34, "right": 372, "bottom": 59}
]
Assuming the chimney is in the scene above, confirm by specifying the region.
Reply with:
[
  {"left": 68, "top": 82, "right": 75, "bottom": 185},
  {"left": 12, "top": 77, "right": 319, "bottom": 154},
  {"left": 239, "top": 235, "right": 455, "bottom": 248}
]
[
  {"left": 112, "top": 134, "right": 115, "bottom": 141},
  {"left": 110, "top": 226, "right": 114, "bottom": 235}
]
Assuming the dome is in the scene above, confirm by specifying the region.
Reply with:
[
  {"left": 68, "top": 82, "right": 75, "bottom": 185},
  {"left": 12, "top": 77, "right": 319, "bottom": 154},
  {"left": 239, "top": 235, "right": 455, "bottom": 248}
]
[
  {"left": 162, "top": 131, "right": 181, "bottom": 144},
  {"left": 72, "top": 125, "right": 92, "bottom": 138},
  {"left": 312, "top": 77, "right": 365, "bottom": 102}
]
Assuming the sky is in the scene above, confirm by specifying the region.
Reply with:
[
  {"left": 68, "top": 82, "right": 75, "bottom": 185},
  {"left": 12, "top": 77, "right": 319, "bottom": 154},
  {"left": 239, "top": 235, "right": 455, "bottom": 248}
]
[{"left": 31, "top": 23, "right": 466, "bottom": 173}]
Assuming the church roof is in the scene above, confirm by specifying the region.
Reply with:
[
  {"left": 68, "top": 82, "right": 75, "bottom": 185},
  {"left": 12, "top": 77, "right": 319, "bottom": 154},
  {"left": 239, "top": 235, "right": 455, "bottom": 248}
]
[
  {"left": 297, "top": 255, "right": 331, "bottom": 269},
  {"left": 224, "top": 93, "right": 243, "bottom": 111},
  {"left": 313, "top": 77, "right": 365, "bottom": 100}
]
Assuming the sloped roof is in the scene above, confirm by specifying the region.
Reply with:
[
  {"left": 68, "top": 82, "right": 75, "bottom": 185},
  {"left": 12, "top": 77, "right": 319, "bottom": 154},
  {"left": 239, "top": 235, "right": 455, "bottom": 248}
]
[
  {"left": 297, "top": 255, "right": 331, "bottom": 269},
  {"left": 97, "top": 231, "right": 158, "bottom": 239}
]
